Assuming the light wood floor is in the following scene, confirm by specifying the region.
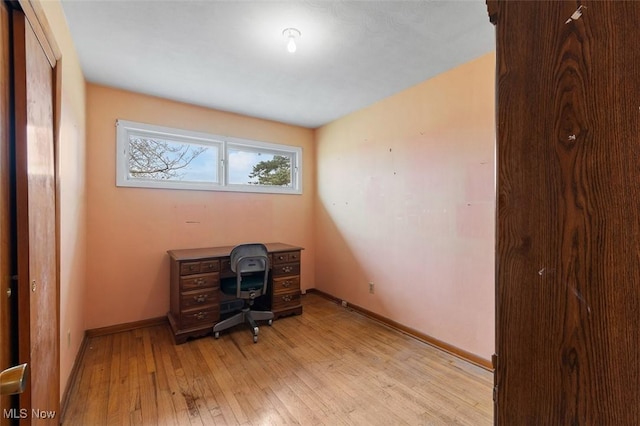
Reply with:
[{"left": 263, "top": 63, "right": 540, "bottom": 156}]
[{"left": 62, "top": 293, "right": 493, "bottom": 425}]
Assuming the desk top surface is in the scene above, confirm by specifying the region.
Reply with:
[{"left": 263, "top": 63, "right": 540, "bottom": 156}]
[{"left": 168, "top": 242, "right": 304, "bottom": 261}]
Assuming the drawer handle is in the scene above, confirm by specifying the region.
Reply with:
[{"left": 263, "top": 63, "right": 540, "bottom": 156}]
[
  {"left": 278, "top": 255, "right": 286, "bottom": 261},
  {"left": 194, "top": 312, "right": 208, "bottom": 320},
  {"left": 282, "top": 295, "right": 292, "bottom": 302},
  {"left": 282, "top": 281, "right": 291, "bottom": 288},
  {"left": 190, "top": 265, "right": 197, "bottom": 271},
  {"left": 194, "top": 295, "right": 208, "bottom": 303},
  {"left": 195, "top": 278, "right": 205, "bottom": 286},
  {"left": 282, "top": 266, "right": 293, "bottom": 273}
]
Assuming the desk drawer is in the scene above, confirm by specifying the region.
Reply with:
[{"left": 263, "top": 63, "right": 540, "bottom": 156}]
[
  {"left": 181, "top": 288, "right": 218, "bottom": 309},
  {"left": 180, "top": 261, "right": 202, "bottom": 275},
  {"left": 273, "top": 251, "right": 300, "bottom": 265},
  {"left": 272, "top": 291, "right": 301, "bottom": 311},
  {"left": 272, "top": 263, "right": 300, "bottom": 277},
  {"left": 180, "top": 260, "right": 220, "bottom": 275},
  {"left": 180, "top": 306, "right": 219, "bottom": 327},
  {"left": 180, "top": 273, "right": 219, "bottom": 290},
  {"left": 273, "top": 276, "right": 300, "bottom": 294},
  {"left": 201, "top": 260, "right": 220, "bottom": 273}
]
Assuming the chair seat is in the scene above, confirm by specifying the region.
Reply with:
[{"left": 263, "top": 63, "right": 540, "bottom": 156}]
[{"left": 221, "top": 275, "right": 265, "bottom": 295}]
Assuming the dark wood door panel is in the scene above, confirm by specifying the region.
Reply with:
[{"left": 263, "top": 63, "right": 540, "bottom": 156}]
[{"left": 491, "top": 1, "right": 640, "bottom": 424}]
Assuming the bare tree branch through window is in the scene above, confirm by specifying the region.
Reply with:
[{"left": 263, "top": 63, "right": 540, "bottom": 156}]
[{"left": 128, "top": 137, "right": 206, "bottom": 180}]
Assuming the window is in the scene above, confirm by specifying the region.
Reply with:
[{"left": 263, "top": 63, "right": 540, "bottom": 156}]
[{"left": 116, "top": 120, "right": 302, "bottom": 194}]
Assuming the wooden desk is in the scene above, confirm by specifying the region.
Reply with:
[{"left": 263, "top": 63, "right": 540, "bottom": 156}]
[{"left": 167, "top": 242, "right": 303, "bottom": 344}]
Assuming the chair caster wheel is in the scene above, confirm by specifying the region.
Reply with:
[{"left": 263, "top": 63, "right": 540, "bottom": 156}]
[
  {"left": 214, "top": 331, "right": 220, "bottom": 339},
  {"left": 268, "top": 319, "right": 273, "bottom": 326},
  {"left": 253, "top": 335, "right": 258, "bottom": 343}
]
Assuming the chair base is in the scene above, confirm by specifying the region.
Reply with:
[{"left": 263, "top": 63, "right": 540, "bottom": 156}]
[{"left": 213, "top": 307, "right": 274, "bottom": 343}]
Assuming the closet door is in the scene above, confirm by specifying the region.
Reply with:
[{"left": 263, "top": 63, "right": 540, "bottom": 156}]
[
  {"left": 489, "top": 1, "right": 640, "bottom": 424},
  {"left": 13, "top": 7, "right": 59, "bottom": 423}
]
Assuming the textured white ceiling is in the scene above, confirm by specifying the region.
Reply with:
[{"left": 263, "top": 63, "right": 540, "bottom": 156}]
[{"left": 61, "top": 0, "right": 494, "bottom": 128}]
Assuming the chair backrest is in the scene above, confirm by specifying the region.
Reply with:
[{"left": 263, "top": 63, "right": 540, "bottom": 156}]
[{"left": 229, "top": 243, "right": 269, "bottom": 299}]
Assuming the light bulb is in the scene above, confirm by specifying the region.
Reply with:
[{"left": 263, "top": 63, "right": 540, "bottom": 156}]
[
  {"left": 282, "top": 28, "right": 301, "bottom": 54},
  {"left": 287, "top": 37, "right": 297, "bottom": 53}
]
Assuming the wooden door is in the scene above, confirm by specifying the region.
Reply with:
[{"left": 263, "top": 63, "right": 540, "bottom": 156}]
[
  {"left": 0, "top": 1, "right": 17, "bottom": 424},
  {"left": 12, "top": 7, "right": 59, "bottom": 424},
  {"left": 489, "top": 1, "right": 640, "bottom": 424}
]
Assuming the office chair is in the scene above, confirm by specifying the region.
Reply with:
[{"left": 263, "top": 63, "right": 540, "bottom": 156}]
[{"left": 213, "top": 243, "right": 273, "bottom": 343}]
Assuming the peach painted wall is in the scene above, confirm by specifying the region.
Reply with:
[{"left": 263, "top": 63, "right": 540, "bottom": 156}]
[
  {"left": 315, "top": 53, "right": 495, "bottom": 360},
  {"left": 40, "top": 1, "right": 87, "bottom": 397},
  {"left": 85, "top": 85, "right": 315, "bottom": 330}
]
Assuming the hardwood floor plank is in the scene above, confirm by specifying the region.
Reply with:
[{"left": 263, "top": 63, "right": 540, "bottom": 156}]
[
  {"left": 106, "top": 333, "right": 124, "bottom": 425},
  {"left": 85, "top": 334, "right": 111, "bottom": 425},
  {"left": 148, "top": 329, "right": 179, "bottom": 426},
  {"left": 62, "top": 294, "right": 492, "bottom": 425},
  {"left": 188, "top": 344, "right": 236, "bottom": 424}
]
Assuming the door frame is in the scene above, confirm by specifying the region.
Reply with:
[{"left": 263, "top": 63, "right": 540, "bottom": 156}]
[{"left": 0, "top": 1, "right": 17, "bottom": 423}]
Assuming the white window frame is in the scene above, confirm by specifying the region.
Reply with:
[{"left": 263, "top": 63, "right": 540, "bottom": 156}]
[{"left": 116, "top": 120, "right": 302, "bottom": 194}]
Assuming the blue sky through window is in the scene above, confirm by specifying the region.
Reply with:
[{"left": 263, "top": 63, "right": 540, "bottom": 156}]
[
  {"left": 181, "top": 147, "right": 220, "bottom": 182},
  {"left": 179, "top": 145, "right": 218, "bottom": 182}
]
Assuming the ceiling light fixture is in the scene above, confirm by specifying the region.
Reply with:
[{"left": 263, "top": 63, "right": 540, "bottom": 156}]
[{"left": 282, "top": 28, "right": 301, "bottom": 53}]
